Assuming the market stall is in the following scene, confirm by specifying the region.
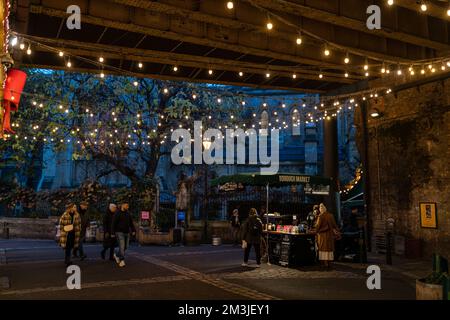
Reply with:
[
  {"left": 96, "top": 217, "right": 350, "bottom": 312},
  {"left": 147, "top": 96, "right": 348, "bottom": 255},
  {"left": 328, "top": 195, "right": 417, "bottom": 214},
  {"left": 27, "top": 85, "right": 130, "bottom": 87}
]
[{"left": 211, "top": 173, "right": 332, "bottom": 266}]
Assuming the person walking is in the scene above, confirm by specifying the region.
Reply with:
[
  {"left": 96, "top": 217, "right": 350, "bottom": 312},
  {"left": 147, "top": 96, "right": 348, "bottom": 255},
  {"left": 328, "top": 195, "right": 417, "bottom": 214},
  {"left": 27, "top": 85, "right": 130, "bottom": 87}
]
[
  {"left": 59, "top": 203, "right": 81, "bottom": 267},
  {"left": 241, "top": 208, "right": 263, "bottom": 267},
  {"left": 229, "top": 209, "right": 241, "bottom": 246},
  {"left": 314, "top": 203, "right": 340, "bottom": 270},
  {"left": 73, "top": 201, "right": 89, "bottom": 260},
  {"left": 111, "top": 203, "right": 136, "bottom": 267},
  {"left": 101, "top": 203, "right": 117, "bottom": 261}
]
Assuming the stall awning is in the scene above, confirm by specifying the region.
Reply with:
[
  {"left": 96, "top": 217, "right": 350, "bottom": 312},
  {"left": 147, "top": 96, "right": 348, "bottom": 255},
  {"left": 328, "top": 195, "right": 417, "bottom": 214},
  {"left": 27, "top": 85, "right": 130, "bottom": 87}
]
[{"left": 211, "top": 173, "right": 331, "bottom": 193}]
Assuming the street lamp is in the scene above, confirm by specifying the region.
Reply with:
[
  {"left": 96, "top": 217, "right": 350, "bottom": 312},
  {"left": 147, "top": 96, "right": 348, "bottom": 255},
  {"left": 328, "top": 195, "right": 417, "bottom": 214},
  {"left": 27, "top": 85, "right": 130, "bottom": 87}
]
[{"left": 202, "top": 139, "right": 212, "bottom": 242}]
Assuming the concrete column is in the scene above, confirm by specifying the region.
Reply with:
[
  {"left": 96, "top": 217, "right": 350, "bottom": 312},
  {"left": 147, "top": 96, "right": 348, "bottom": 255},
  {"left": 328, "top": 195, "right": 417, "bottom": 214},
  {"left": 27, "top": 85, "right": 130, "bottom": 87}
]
[{"left": 323, "top": 117, "right": 339, "bottom": 216}]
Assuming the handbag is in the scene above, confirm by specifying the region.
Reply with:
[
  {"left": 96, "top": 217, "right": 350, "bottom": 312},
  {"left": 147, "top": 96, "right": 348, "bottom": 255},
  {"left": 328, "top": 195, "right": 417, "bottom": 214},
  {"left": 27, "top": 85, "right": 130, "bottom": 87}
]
[
  {"left": 63, "top": 224, "right": 74, "bottom": 232},
  {"left": 242, "top": 240, "right": 247, "bottom": 249}
]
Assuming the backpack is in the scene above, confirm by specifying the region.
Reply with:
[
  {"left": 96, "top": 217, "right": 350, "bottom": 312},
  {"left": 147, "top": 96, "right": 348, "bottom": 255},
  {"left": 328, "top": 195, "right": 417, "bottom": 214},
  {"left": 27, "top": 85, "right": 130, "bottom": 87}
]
[{"left": 249, "top": 218, "right": 261, "bottom": 237}]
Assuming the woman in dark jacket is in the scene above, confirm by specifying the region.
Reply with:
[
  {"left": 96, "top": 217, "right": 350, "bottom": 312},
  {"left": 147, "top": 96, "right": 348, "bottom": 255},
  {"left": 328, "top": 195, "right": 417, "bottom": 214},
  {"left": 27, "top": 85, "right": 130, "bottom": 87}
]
[
  {"left": 101, "top": 203, "right": 117, "bottom": 260},
  {"left": 241, "top": 208, "right": 263, "bottom": 267}
]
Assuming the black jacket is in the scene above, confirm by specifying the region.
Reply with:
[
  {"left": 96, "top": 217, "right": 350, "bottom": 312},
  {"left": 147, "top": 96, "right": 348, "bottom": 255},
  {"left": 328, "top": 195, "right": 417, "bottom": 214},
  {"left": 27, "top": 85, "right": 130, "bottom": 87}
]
[
  {"left": 78, "top": 208, "right": 90, "bottom": 236},
  {"left": 242, "top": 215, "right": 263, "bottom": 244},
  {"left": 103, "top": 209, "right": 115, "bottom": 234},
  {"left": 112, "top": 210, "right": 136, "bottom": 234}
]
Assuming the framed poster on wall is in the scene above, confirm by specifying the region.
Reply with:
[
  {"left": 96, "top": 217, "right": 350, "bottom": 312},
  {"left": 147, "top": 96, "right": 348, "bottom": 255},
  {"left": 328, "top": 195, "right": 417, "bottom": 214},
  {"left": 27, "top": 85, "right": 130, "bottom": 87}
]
[{"left": 419, "top": 202, "right": 438, "bottom": 229}]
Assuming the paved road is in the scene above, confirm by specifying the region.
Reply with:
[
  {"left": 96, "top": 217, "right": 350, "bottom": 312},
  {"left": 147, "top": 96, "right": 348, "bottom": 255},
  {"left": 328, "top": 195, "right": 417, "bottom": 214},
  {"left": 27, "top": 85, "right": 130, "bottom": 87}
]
[{"left": 0, "top": 239, "right": 417, "bottom": 300}]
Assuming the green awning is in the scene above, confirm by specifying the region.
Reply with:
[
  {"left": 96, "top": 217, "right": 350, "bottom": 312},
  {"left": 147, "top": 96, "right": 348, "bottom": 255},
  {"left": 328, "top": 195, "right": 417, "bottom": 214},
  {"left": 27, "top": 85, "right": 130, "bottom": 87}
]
[{"left": 211, "top": 173, "right": 331, "bottom": 188}]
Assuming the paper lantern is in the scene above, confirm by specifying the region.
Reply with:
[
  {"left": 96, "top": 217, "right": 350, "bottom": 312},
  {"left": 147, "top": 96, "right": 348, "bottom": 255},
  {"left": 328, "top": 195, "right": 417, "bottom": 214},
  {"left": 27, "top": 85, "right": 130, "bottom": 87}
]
[{"left": 3, "top": 69, "right": 27, "bottom": 133}]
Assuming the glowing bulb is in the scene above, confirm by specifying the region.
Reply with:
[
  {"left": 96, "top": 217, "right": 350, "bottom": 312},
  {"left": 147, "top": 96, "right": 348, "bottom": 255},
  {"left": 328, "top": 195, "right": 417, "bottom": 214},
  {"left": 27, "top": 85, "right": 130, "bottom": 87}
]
[
  {"left": 447, "top": 9, "right": 450, "bottom": 17},
  {"left": 192, "top": 94, "right": 197, "bottom": 99},
  {"left": 26, "top": 46, "right": 31, "bottom": 55},
  {"left": 324, "top": 49, "right": 330, "bottom": 56},
  {"left": 208, "top": 69, "right": 213, "bottom": 75},
  {"left": 100, "top": 72, "right": 105, "bottom": 78},
  {"left": 397, "top": 69, "right": 402, "bottom": 75},
  {"left": 11, "top": 37, "right": 18, "bottom": 47},
  {"left": 319, "top": 73, "right": 323, "bottom": 79},
  {"left": 59, "top": 51, "right": 64, "bottom": 57},
  {"left": 99, "top": 56, "right": 104, "bottom": 63},
  {"left": 173, "top": 66, "right": 178, "bottom": 72},
  {"left": 421, "top": 68, "right": 425, "bottom": 74},
  {"left": 364, "top": 64, "right": 368, "bottom": 71},
  {"left": 365, "top": 72, "right": 369, "bottom": 77},
  {"left": 344, "top": 57, "right": 350, "bottom": 64},
  {"left": 67, "top": 61, "right": 72, "bottom": 68},
  {"left": 19, "top": 43, "right": 25, "bottom": 50},
  {"left": 292, "top": 74, "right": 297, "bottom": 79},
  {"left": 266, "top": 73, "right": 271, "bottom": 78},
  {"left": 420, "top": 3, "right": 427, "bottom": 12},
  {"left": 381, "top": 68, "right": 386, "bottom": 73},
  {"left": 138, "top": 62, "right": 143, "bottom": 68},
  {"left": 133, "top": 81, "right": 138, "bottom": 86},
  {"left": 227, "top": 1, "right": 234, "bottom": 10},
  {"left": 163, "top": 88, "right": 168, "bottom": 94},
  {"left": 345, "top": 72, "right": 349, "bottom": 78},
  {"left": 266, "top": 22, "right": 273, "bottom": 30},
  {"left": 387, "top": 0, "right": 394, "bottom": 6},
  {"left": 239, "top": 71, "right": 243, "bottom": 77},
  {"left": 296, "top": 37, "right": 302, "bottom": 45}
]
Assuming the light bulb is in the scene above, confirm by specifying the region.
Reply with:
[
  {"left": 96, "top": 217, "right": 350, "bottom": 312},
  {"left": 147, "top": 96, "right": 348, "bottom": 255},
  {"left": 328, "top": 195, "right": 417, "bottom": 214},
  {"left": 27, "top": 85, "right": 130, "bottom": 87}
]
[
  {"left": 381, "top": 67, "right": 386, "bottom": 73},
  {"left": 365, "top": 72, "right": 369, "bottom": 77},
  {"left": 447, "top": 9, "right": 450, "bottom": 16},
  {"left": 100, "top": 72, "right": 105, "bottom": 78},
  {"left": 292, "top": 74, "right": 297, "bottom": 79},
  {"left": 227, "top": 1, "right": 234, "bottom": 10},
  {"left": 296, "top": 37, "right": 302, "bottom": 45},
  {"left": 20, "top": 43, "right": 25, "bottom": 50},
  {"left": 192, "top": 94, "right": 197, "bottom": 99},
  {"left": 11, "top": 37, "right": 18, "bottom": 47},
  {"left": 364, "top": 64, "right": 368, "bottom": 71},
  {"left": 208, "top": 69, "right": 213, "bottom": 75},
  {"left": 344, "top": 55, "right": 350, "bottom": 64},
  {"left": 163, "top": 88, "right": 168, "bottom": 94},
  {"left": 238, "top": 71, "right": 243, "bottom": 77},
  {"left": 133, "top": 81, "right": 138, "bottom": 86},
  {"left": 421, "top": 3, "right": 427, "bottom": 12},
  {"left": 26, "top": 46, "right": 31, "bottom": 55},
  {"left": 345, "top": 72, "right": 349, "bottom": 78},
  {"left": 138, "top": 62, "right": 143, "bottom": 68},
  {"left": 59, "top": 51, "right": 64, "bottom": 57},
  {"left": 266, "top": 22, "right": 273, "bottom": 30},
  {"left": 67, "top": 61, "right": 72, "bottom": 68},
  {"left": 266, "top": 73, "right": 270, "bottom": 78},
  {"left": 173, "top": 66, "right": 178, "bottom": 72},
  {"left": 99, "top": 56, "right": 104, "bottom": 63},
  {"left": 324, "top": 47, "right": 330, "bottom": 56},
  {"left": 397, "top": 69, "right": 402, "bottom": 75},
  {"left": 421, "top": 68, "right": 425, "bottom": 74},
  {"left": 319, "top": 73, "right": 323, "bottom": 79},
  {"left": 387, "top": 0, "right": 394, "bottom": 6}
]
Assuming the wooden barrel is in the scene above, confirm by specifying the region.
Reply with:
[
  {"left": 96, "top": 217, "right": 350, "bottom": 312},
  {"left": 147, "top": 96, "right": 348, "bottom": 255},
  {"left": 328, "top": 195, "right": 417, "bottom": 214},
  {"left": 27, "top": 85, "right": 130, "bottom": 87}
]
[{"left": 416, "top": 279, "right": 443, "bottom": 300}]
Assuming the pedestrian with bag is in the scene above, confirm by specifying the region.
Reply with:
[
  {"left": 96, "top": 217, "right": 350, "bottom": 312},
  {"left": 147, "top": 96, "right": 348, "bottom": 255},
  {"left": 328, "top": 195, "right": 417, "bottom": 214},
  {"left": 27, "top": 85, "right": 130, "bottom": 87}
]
[
  {"left": 230, "top": 209, "right": 241, "bottom": 246},
  {"left": 73, "top": 201, "right": 89, "bottom": 260},
  {"left": 101, "top": 203, "right": 118, "bottom": 261},
  {"left": 241, "top": 208, "right": 263, "bottom": 268},
  {"left": 111, "top": 203, "right": 136, "bottom": 267},
  {"left": 59, "top": 203, "right": 82, "bottom": 267},
  {"left": 314, "top": 203, "right": 341, "bottom": 270}
]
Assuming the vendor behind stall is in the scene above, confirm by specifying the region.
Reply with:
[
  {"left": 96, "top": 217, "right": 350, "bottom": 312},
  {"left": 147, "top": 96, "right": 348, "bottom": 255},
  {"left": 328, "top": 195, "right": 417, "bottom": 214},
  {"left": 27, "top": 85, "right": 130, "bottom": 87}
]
[{"left": 307, "top": 205, "right": 319, "bottom": 229}]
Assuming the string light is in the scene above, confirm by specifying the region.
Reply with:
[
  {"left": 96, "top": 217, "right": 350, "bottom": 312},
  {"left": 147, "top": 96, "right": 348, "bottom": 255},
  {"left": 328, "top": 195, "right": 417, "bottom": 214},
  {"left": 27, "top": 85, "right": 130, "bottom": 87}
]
[
  {"left": 26, "top": 45, "right": 31, "bottom": 55},
  {"left": 420, "top": 1, "right": 427, "bottom": 12},
  {"left": 387, "top": 0, "right": 394, "bottom": 6},
  {"left": 266, "top": 21, "right": 273, "bottom": 30},
  {"left": 227, "top": 1, "right": 234, "bottom": 10},
  {"left": 67, "top": 60, "right": 72, "bottom": 68},
  {"left": 19, "top": 43, "right": 25, "bottom": 50},
  {"left": 296, "top": 33, "right": 302, "bottom": 45},
  {"left": 239, "top": 71, "right": 243, "bottom": 77},
  {"left": 344, "top": 53, "right": 350, "bottom": 64},
  {"left": 58, "top": 51, "right": 64, "bottom": 57},
  {"left": 99, "top": 56, "right": 104, "bottom": 63},
  {"left": 138, "top": 62, "right": 143, "bottom": 69},
  {"left": 344, "top": 72, "right": 349, "bottom": 78},
  {"left": 173, "top": 66, "right": 178, "bottom": 72},
  {"left": 266, "top": 72, "right": 271, "bottom": 78},
  {"left": 292, "top": 74, "right": 297, "bottom": 79},
  {"left": 323, "top": 44, "right": 330, "bottom": 57},
  {"left": 10, "top": 37, "right": 18, "bottom": 47},
  {"left": 319, "top": 73, "right": 323, "bottom": 79},
  {"left": 208, "top": 69, "right": 213, "bottom": 75},
  {"left": 363, "top": 58, "right": 369, "bottom": 71}
]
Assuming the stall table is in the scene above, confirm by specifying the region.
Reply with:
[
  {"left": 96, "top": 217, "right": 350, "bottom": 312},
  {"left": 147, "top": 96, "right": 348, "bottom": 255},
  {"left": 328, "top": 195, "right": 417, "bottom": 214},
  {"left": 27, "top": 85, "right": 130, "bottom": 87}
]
[{"left": 264, "top": 231, "right": 316, "bottom": 267}]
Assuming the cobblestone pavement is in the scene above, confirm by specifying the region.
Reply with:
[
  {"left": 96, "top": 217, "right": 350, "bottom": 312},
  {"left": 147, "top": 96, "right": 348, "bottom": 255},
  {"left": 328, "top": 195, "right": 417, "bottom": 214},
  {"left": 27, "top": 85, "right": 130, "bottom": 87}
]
[{"left": 0, "top": 239, "right": 416, "bottom": 300}]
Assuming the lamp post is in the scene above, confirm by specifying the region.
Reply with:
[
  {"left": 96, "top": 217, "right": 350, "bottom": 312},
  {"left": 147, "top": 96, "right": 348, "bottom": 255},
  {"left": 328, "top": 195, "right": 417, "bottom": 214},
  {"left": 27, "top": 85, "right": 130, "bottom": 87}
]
[{"left": 202, "top": 139, "right": 212, "bottom": 242}]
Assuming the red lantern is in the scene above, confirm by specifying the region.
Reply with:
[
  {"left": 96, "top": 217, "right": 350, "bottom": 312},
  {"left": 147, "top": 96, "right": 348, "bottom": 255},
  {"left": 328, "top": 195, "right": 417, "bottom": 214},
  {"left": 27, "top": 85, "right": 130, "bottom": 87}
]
[{"left": 3, "top": 68, "right": 27, "bottom": 134}]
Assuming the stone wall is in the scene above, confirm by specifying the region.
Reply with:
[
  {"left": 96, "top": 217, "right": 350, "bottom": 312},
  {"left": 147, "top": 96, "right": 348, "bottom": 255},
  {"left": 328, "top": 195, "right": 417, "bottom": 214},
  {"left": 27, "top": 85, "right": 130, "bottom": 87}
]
[
  {"left": 360, "top": 77, "right": 450, "bottom": 259},
  {"left": 0, "top": 217, "right": 59, "bottom": 239}
]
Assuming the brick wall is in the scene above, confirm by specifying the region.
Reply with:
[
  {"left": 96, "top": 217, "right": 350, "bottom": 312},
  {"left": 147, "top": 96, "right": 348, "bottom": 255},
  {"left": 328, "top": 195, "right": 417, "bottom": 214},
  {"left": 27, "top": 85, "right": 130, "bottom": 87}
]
[{"left": 359, "top": 77, "right": 450, "bottom": 259}]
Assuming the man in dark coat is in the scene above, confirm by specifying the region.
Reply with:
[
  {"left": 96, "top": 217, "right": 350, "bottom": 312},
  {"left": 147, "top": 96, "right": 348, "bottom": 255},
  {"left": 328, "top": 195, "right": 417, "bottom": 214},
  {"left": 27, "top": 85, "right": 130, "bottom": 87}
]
[
  {"left": 101, "top": 203, "right": 117, "bottom": 261},
  {"left": 73, "top": 201, "right": 89, "bottom": 260},
  {"left": 241, "top": 208, "right": 263, "bottom": 267},
  {"left": 111, "top": 203, "right": 136, "bottom": 267}
]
